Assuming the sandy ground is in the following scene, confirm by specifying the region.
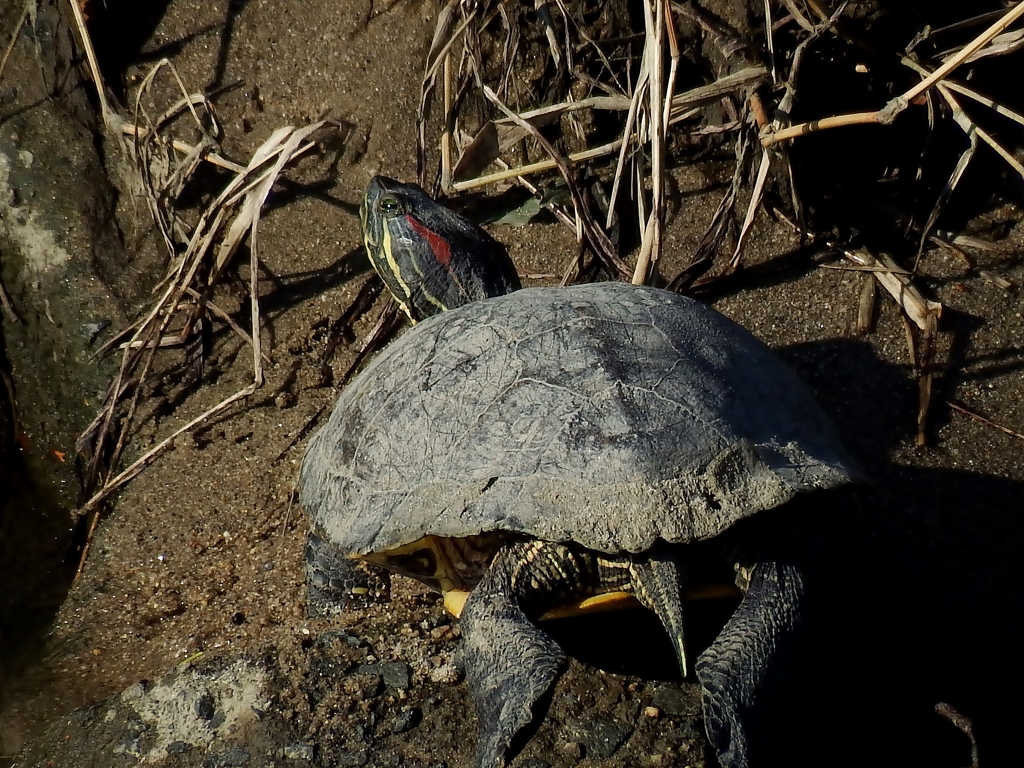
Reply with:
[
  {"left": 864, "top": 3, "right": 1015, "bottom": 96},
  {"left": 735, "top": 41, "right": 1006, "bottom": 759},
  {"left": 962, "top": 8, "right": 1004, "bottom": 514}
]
[{"left": 1, "top": 1, "right": 1023, "bottom": 767}]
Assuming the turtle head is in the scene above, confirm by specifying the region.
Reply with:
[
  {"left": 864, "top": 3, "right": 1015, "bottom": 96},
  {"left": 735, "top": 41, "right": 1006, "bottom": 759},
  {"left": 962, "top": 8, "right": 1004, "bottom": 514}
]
[{"left": 360, "top": 176, "right": 521, "bottom": 322}]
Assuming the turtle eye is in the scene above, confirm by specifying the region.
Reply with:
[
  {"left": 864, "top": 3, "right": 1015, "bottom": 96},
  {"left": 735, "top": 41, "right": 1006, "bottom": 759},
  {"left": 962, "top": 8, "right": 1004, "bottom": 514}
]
[{"left": 377, "top": 195, "right": 403, "bottom": 217}]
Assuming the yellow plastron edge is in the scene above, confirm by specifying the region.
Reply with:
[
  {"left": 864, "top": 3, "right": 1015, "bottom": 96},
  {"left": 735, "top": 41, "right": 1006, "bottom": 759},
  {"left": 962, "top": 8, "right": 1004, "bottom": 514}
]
[{"left": 441, "top": 583, "right": 740, "bottom": 620}]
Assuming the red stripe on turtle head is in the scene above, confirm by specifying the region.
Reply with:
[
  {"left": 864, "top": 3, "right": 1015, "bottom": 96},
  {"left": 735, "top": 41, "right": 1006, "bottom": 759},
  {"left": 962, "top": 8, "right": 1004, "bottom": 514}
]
[{"left": 405, "top": 215, "right": 453, "bottom": 267}]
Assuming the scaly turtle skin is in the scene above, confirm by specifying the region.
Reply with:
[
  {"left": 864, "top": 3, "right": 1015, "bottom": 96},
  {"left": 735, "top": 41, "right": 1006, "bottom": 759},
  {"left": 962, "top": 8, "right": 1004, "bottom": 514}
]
[{"left": 301, "top": 178, "right": 856, "bottom": 768}]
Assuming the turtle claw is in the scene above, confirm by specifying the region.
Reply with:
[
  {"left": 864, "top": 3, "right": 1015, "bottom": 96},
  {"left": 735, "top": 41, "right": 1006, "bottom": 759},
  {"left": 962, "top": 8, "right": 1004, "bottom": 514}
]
[
  {"left": 460, "top": 552, "right": 566, "bottom": 768},
  {"left": 628, "top": 549, "right": 689, "bottom": 678},
  {"left": 697, "top": 560, "right": 804, "bottom": 768}
]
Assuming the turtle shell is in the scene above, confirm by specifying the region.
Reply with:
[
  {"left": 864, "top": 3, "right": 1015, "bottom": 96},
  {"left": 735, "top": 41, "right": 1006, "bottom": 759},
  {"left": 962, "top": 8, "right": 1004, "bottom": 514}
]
[{"left": 300, "top": 283, "right": 854, "bottom": 556}]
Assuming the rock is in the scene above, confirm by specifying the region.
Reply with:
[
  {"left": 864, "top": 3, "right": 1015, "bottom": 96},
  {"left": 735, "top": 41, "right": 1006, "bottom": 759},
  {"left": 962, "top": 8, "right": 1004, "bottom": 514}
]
[
  {"left": 317, "top": 630, "right": 365, "bottom": 649},
  {"left": 428, "top": 663, "right": 460, "bottom": 684},
  {"left": 564, "top": 718, "right": 633, "bottom": 759},
  {"left": 279, "top": 742, "right": 315, "bottom": 760},
  {"left": 556, "top": 740, "right": 583, "bottom": 761},
  {"left": 336, "top": 750, "right": 369, "bottom": 766},
  {"left": 355, "top": 661, "right": 410, "bottom": 690},
  {"left": 202, "top": 747, "right": 250, "bottom": 767},
  {"left": 391, "top": 706, "right": 420, "bottom": 734},
  {"left": 649, "top": 684, "right": 702, "bottom": 718},
  {"left": 14, "top": 654, "right": 306, "bottom": 768},
  {"left": 194, "top": 692, "right": 216, "bottom": 720}
]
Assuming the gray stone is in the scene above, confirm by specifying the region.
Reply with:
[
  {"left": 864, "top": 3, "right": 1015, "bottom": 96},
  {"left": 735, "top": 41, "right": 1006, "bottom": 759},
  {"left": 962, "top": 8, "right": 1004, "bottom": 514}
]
[
  {"left": 650, "top": 684, "right": 702, "bottom": 718},
  {"left": 203, "top": 747, "right": 251, "bottom": 767},
  {"left": 391, "top": 707, "right": 420, "bottom": 734},
  {"left": 355, "top": 662, "right": 410, "bottom": 690},
  {"left": 194, "top": 693, "right": 216, "bottom": 721},
  {"left": 280, "top": 742, "right": 315, "bottom": 760},
  {"left": 564, "top": 718, "right": 633, "bottom": 759},
  {"left": 336, "top": 751, "right": 369, "bottom": 767}
]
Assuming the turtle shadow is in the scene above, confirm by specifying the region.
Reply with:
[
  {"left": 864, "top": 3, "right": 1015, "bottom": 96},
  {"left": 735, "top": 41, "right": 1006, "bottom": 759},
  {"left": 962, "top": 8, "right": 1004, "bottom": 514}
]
[
  {"left": 738, "top": 337, "right": 1024, "bottom": 767},
  {"left": 745, "top": 467, "right": 1024, "bottom": 768}
]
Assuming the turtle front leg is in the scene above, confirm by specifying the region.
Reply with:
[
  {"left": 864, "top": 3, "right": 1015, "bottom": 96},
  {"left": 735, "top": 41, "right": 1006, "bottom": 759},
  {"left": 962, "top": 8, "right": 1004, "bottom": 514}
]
[
  {"left": 696, "top": 560, "right": 804, "bottom": 768},
  {"left": 304, "top": 532, "right": 390, "bottom": 617},
  {"left": 460, "top": 544, "right": 567, "bottom": 768}
]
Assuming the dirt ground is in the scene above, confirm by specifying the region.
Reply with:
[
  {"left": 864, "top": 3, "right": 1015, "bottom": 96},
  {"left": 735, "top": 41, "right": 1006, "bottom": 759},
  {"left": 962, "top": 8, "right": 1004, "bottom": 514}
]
[{"left": 1, "top": 1, "right": 1023, "bottom": 767}]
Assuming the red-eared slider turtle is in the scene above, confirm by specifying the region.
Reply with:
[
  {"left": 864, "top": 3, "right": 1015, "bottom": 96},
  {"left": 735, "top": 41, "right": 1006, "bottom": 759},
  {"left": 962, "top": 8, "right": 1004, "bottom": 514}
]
[{"left": 301, "top": 177, "right": 856, "bottom": 768}]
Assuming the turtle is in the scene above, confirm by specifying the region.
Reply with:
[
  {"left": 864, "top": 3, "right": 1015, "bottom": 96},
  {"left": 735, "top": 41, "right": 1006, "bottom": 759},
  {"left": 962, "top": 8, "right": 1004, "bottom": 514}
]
[{"left": 300, "top": 177, "right": 857, "bottom": 768}]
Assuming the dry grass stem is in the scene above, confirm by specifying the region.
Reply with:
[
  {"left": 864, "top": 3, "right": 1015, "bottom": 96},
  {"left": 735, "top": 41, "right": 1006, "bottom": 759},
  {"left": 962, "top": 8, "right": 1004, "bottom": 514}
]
[
  {"left": 978, "top": 270, "right": 1014, "bottom": 290},
  {"left": 901, "top": 59, "right": 1024, "bottom": 189},
  {"left": 727, "top": 147, "right": 771, "bottom": 271},
  {"left": 780, "top": 0, "right": 817, "bottom": 32},
  {"left": 0, "top": 0, "right": 31, "bottom": 87},
  {"left": 450, "top": 139, "right": 623, "bottom": 192},
  {"left": 763, "top": 0, "right": 776, "bottom": 81},
  {"left": 947, "top": 401, "right": 1024, "bottom": 441},
  {"left": 486, "top": 157, "right": 579, "bottom": 232},
  {"left": 632, "top": 0, "right": 667, "bottom": 285},
  {"left": 0, "top": 274, "right": 19, "bottom": 323},
  {"left": 819, "top": 263, "right": 914, "bottom": 275},
  {"left": 418, "top": 0, "right": 476, "bottom": 184},
  {"left": 844, "top": 249, "right": 942, "bottom": 332},
  {"left": 936, "top": 78, "right": 1024, "bottom": 128},
  {"left": 485, "top": 66, "right": 765, "bottom": 128},
  {"left": 856, "top": 275, "right": 877, "bottom": 335},
  {"left": 943, "top": 27, "right": 1024, "bottom": 65},
  {"left": 65, "top": 0, "right": 114, "bottom": 122},
  {"left": 914, "top": 119, "right": 978, "bottom": 268},
  {"left": 845, "top": 248, "right": 941, "bottom": 446}
]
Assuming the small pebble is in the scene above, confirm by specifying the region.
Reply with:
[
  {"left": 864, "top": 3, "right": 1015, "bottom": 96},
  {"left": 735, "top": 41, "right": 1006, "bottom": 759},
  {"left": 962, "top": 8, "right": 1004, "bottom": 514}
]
[
  {"left": 428, "top": 664, "right": 459, "bottom": 684},
  {"left": 203, "top": 747, "right": 251, "bottom": 767},
  {"left": 355, "top": 662, "right": 410, "bottom": 689},
  {"left": 557, "top": 741, "right": 583, "bottom": 761},
  {"left": 280, "top": 743, "right": 315, "bottom": 760},
  {"left": 564, "top": 718, "right": 633, "bottom": 759},
  {"left": 650, "top": 684, "right": 701, "bottom": 718},
  {"left": 391, "top": 707, "right": 420, "bottom": 734},
  {"left": 336, "top": 751, "right": 369, "bottom": 767},
  {"left": 194, "top": 693, "right": 216, "bottom": 721}
]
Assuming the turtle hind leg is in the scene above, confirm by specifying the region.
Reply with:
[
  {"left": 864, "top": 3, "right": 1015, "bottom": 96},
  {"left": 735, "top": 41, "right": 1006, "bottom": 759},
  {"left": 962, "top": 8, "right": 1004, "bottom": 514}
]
[
  {"left": 460, "top": 545, "right": 567, "bottom": 768},
  {"left": 696, "top": 560, "right": 804, "bottom": 768},
  {"left": 627, "top": 549, "right": 690, "bottom": 677},
  {"left": 304, "top": 532, "right": 390, "bottom": 617}
]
